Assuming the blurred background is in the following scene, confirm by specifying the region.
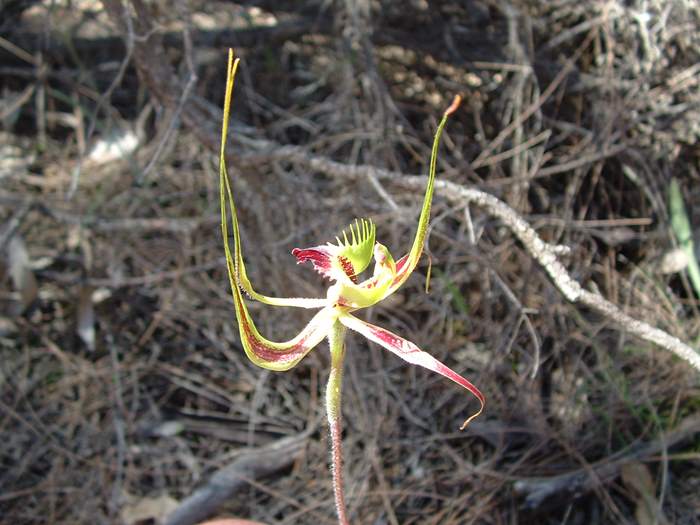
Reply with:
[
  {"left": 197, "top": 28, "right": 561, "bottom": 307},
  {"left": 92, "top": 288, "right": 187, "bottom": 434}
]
[{"left": 1, "top": 1, "right": 700, "bottom": 523}]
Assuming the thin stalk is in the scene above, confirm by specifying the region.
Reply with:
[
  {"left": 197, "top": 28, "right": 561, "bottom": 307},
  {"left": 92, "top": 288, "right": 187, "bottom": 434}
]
[
  {"left": 326, "top": 319, "right": 349, "bottom": 525},
  {"left": 669, "top": 178, "right": 700, "bottom": 298}
]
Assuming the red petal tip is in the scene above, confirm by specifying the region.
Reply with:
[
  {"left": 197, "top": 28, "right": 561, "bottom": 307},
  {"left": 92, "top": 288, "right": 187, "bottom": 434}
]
[
  {"left": 292, "top": 247, "right": 334, "bottom": 279},
  {"left": 445, "top": 94, "right": 462, "bottom": 116}
]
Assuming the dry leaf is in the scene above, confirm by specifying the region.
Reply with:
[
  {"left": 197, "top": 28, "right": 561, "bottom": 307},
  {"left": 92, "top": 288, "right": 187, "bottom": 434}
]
[
  {"left": 87, "top": 129, "right": 139, "bottom": 165},
  {"left": 657, "top": 247, "right": 688, "bottom": 274},
  {"left": 121, "top": 492, "right": 180, "bottom": 525},
  {"left": 621, "top": 461, "right": 669, "bottom": 525},
  {"left": 6, "top": 235, "right": 37, "bottom": 314},
  {"left": 76, "top": 284, "right": 96, "bottom": 351}
]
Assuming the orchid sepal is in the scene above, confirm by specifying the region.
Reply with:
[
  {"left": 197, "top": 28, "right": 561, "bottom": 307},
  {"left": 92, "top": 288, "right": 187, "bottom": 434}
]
[
  {"left": 338, "top": 312, "right": 484, "bottom": 429},
  {"left": 219, "top": 50, "right": 333, "bottom": 371},
  {"left": 236, "top": 306, "right": 334, "bottom": 371},
  {"left": 220, "top": 50, "right": 326, "bottom": 310},
  {"left": 313, "top": 96, "right": 462, "bottom": 311}
]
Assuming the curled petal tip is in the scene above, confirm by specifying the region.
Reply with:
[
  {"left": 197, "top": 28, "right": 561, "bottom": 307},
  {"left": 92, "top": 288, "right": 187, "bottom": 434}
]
[
  {"left": 445, "top": 94, "right": 462, "bottom": 116},
  {"left": 459, "top": 400, "right": 485, "bottom": 430}
]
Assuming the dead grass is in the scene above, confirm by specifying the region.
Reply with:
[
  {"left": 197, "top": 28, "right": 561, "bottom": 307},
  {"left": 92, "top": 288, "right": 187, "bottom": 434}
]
[{"left": 1, "top": 1, "right": 700, "bottom": 524}]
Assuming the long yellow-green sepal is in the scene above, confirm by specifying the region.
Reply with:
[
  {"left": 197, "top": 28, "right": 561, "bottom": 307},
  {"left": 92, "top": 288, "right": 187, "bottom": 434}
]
[
  {"left": 219, "top": 50, "right": 330, "bottom": 370},
  {"left": 219, "top": 49, "right": 325, "bottom": 309},
  {"left": 390, "top": 95, "right": 462, "bottom": 292}
]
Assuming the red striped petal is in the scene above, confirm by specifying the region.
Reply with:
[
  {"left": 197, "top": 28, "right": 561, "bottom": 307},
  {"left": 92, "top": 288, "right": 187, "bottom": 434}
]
[{"left": 339, "top": 313, "right": 484, "bottom": 429}]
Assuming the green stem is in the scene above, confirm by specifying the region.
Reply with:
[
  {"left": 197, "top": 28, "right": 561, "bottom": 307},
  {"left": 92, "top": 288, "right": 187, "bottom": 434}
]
[
  {"left": 326, "top": 320, "right": 349, "bottom": 525},
  {"left": 669, "top": 178, "right": 700, "bottom": 298}
]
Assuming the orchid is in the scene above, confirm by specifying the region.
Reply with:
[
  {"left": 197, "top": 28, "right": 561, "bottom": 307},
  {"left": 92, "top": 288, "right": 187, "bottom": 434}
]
[{"left": 219, "top": 51, "right": 484, "bottom": 524}]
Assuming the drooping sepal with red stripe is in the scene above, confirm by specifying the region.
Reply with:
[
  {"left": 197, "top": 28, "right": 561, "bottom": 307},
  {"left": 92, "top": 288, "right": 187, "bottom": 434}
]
[
  {"left": 234, "top": 302, "right": 332, "bottom": 371},
  {"left": 339, "top": 312, "right": 484, "bottom": 429}
]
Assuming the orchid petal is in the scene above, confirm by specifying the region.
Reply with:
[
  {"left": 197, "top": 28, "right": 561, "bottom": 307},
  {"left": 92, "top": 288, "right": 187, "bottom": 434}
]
[
  {"left": 339, "top": 312, "right": 484, "bottom": 429},
  {"left": 326, "top": 243, "right": 397, "bottom": 309},
  {"left": 219, "top": 50, "right": 325, "bottom": 309},
  {"left": 326, "top": 97, "right": 460, "bottom": 309},
  {"left": 385, "top": 96, "right": 461, "bottom": 297}
]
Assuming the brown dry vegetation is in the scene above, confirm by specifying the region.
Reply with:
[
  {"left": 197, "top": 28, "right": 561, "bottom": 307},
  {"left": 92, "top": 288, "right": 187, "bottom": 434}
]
[{"left": 1, "top": 1, "right": 700, "bottom": 524}]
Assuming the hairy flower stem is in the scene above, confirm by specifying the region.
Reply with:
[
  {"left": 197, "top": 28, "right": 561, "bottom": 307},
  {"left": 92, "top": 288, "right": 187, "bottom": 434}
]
[{"left": 327, "top": 320, "right": 349, "bottom": 525}]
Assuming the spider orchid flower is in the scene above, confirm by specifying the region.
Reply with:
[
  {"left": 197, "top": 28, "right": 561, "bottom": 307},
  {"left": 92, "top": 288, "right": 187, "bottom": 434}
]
[{"left": 219, "top": 51, "right": 484, "bottom": 524}]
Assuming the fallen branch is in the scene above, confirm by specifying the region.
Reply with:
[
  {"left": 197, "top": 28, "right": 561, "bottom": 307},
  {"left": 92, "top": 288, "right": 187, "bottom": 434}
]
[{"left": 163, "top": 432, "right": 309, "bottom": 525}]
